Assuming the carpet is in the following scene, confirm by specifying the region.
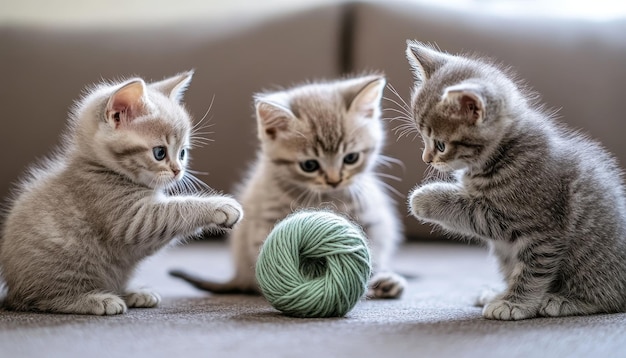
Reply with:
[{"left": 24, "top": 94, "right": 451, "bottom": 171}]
[{"left": 1, "top": 240, "right": 625, "bottom": 358}]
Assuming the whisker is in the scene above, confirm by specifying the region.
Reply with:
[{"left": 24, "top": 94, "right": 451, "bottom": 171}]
[
  {"left": 383, "top": 97, "right": 411, "bottom": 117},
  {"left": 190, "top": 96, "right": 217, "bottom": 149},
  {"left": 194, "top": 94, "right": 216, "bottom": 131},
  {"left": 190, "top": 138, "right": 214, "bottom": 148},
  {"left": 386, "top": 82, "right": 411, "bottom": 113},
  {"left": 377, "top": 154, "right": 406, "bottom": 172},
  {"left": 190, "top": 131, "right": 215, "bottom": 137},
  {"left": 393, "top": 126, "right": 416, "bottom": 137},
  {"left": 185, "top": 173, "right": 213, "bottom": 193},
  {"left": 374, "top": 172, "right": 402, "bottom": 182},
  {"left": 377, "top": 179, "right": 404, "bottom": 199},
  {"left": 383, "top": 107, "right": 412, "bottom": 118},
  {"left": 187, "top": 169, "right": 209, "bottom": 176},
  {"left": 393, "top": 123, "right": 419, "bottom": 140}
]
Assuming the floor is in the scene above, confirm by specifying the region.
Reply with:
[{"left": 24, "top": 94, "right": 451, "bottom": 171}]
[{"left": 1, "top": 240, "right": 625, "bottom": 358}]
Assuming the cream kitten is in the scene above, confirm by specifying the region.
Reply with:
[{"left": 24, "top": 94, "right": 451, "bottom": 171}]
[
  {"left": 0, "top": 71, "right": 243, "bottom": 315},
  {"left": 171, "top": 75, "right": 406, "bottom": 298}
]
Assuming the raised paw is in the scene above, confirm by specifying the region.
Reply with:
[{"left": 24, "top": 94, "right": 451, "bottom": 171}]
[
  {"left": 209, "top": 197, "right": 243, "bottom": 229},
  {"left": 368, "top": 272, "right": 407, "bottom": 299},
  {"left": 483, "top": 299, "right": 537, "bottom": 321},
  {"left": 409, "top": 182, "right": 455, "bottom": 219},
  {"left": 125, "top": 290, "right": 161, "bottom": 308}
]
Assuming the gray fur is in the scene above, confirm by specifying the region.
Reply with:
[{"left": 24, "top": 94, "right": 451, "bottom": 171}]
[
  {"left": 0, "top": 72, "right": 243, "bottom": 315},
  {"left": 405, "top": 41, "right": 626, "bottom": 320},
  {"left": 170, "top": 75, "right": 406, "bottom": 298}
]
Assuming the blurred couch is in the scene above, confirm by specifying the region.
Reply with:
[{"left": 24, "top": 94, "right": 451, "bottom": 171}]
[{"left": 2, "top": 0, "right": 625, "bottom": 240}]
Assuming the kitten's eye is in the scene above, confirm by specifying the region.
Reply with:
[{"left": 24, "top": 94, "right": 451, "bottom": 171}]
[
  {"left": 153, "top": 146, "right": 167, "bottom": 161},
  {"left": 435, "top": 140, "right": 446, "bottom": 152},
  {"left": 299, "top": 160, "right": 320, "bottom": 173},
  {"left": 179, "top": 149, "right": 186, "bottom": 160},
  {"left": 343, "top": 152, "right": 360, "bottom": 165}
]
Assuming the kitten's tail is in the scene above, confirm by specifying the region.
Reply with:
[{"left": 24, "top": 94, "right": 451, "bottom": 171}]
[
  {"left": 0, "top": 271, "right": 6, "bottom": 309},
  {"left": 168, "top": 269, "right": 258, "bottom": 295}
]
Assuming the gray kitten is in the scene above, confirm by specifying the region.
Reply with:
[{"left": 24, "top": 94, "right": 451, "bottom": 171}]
[
  {"left": 0, "top": 72, "right": 243, "bottom": 315},
  {"left": 404, "top": 41, "right": 626, "bottom": 320},
  {"left": 171, "top": 75, "right": 406, "bottom": 298}
]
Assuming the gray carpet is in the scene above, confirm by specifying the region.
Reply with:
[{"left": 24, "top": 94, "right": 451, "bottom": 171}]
[{"left": 1, "top": 240, "right": 625, "bottom": 358}]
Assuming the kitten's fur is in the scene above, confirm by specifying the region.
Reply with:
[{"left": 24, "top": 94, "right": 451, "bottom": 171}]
[
  {"left": 404, "top": 41, "right": 626, "bottom": 320},
  {"left": 0, "top": 72, "right": 242, "bottom": 315},
  {"left": 171, "top": 75, "right": 406, "bottom": 298}
]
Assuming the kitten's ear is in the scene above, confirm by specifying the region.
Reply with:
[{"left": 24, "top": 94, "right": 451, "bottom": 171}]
[
  {"left": 150, "top": 70, "right": 194, "bottom": 103},
  {"left": 406, "top": 41, "right": 448, "bottom": 84},
  {"left": 441, "top": 84, "right": 485, "bottom": 125},
  {"left": 105, "top": 79, "right": 147, "bottom": 128},
  {"left": 255, "top": 97, "right": 295, "bottom": 140},
  {"left": 347, "top": 76, "right": 386, "bottom": 119}
]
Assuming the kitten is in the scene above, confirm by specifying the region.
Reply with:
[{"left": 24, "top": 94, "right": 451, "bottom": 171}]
[
  {"left": 0, "top": 71, "right": 243, "bottom": 315},
  {"left": 170, "top": 75, "right": 406, "bottom": 298},
  {"left": 403, "top": 41, "right": 626, "bottom": 320}
]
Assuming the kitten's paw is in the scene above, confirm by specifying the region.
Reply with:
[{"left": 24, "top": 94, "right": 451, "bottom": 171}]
[
  {"left": 538, "top": 294, "right": 595, "bottom": 317},
  {"left": 483, "top": 299, "right": 536, "bottom": 321},
  {"left": 409, "top": 183, "right": 454, "bottom": 219},
  {"left": 66, "top": 293, "right": 127, "bottom": 315},
  {"left": 475, "top": 288, "right": 501, "bottom": 307},
  {"left": 209, "top": 197, "right": 243, "bottom": 228},
  {"left": 367, "top": 272, "right": 407, "bottom": 299},
  {"left": 125, "top": 290, "right": 161, "bottom": 308}
]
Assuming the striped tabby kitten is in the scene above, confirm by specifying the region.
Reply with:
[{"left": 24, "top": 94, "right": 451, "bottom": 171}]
[
  {"left": 404, "top": 41, "right": 626, "bottom": 320},
  {"left": 0, "top": 72, "right": 242, "bottom": 315},
  {"left": 171, "top": 75, "right": 406, "bottom": 298}
]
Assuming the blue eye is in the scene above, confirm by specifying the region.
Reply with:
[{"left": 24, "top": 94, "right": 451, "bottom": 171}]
[
  {"left": 299, "top": 160, "right": 320, "bottom": 173},
  {"left": 435, "top": 140, "right": 446, "bottom": 152},
  {"left": 153, "top": 146, "right": 167, "bottom": 161},
  {"left": 179, "top": 149, "right": 186, "bottom": 160},
  {"left": 343, "top": 152, "right": 359, "bottom": 164}
]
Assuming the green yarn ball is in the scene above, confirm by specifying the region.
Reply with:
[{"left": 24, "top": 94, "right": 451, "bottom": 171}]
[{"left": 255, "top": 210, "right": 372, "bottom": 318}]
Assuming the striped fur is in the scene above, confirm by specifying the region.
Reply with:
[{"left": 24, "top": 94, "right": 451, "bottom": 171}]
[
  {"left": 170, "top": 75, "right": 406, "bottom": 298},
  {"left": 405, "top": 41, "right": 626, "bottom": 320},
  {"left": 0, "top": 72, "right": 242, "bottom": 315}
]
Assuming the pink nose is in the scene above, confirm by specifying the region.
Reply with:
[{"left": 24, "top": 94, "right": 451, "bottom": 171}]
[
  {"left": 172, "top": 168, "right": 180, "bottom": 177},
  {"left": 326, "top": 179, "right": 341, "bottom": 188}
]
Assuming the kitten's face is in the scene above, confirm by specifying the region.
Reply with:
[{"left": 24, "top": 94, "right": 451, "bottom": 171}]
[
  {"left": 276, "top": 120, "right": 378, "bottom": 192},
  {"left": 255, "top": 76, "right": 386, "bottom": 193},
  {"left": 405, "top": 41, "right": 513, "bottom": 173},
  {"left": 115, "top": 116, "right": 190, "bottom": 189},
  {"left": 77, "top": 72, "right": 195, "bottom": 189}
]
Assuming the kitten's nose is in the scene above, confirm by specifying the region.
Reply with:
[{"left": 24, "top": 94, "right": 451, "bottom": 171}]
[
  {"left": 172, "top": 168, "right": 180, "bottom": 177},
  {"left": 325, "top": 172, "right": 342, "bottom": 188},
  {"left": 422, "top": 151, "right": 433, "bottom": 164},
  {"left": 326, "top": 179, "right": 342, "bottom": 188}
]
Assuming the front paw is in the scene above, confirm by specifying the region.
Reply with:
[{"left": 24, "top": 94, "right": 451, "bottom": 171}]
[
  {"left": 367, "top": 272, "right": 407, "bottom": 299},
  {"left": 409, "top": 183, "right": 450, "bottom": 219},
  {"left": 211, "top": 197, "right": 243, "bottom": 228},
  {"left": 125, "top": 290, "right": 161, "bottom": 308},
  {"left": 538, "top": 294, "right": 591, "bottom": 317},
  {"left": 483, "top": 299, "right": 537, "bottom": 320}
]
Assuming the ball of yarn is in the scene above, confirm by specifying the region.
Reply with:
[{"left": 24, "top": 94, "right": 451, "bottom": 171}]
[{"left": 255, "top": 210, "right": 371, "bottom": 318}]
